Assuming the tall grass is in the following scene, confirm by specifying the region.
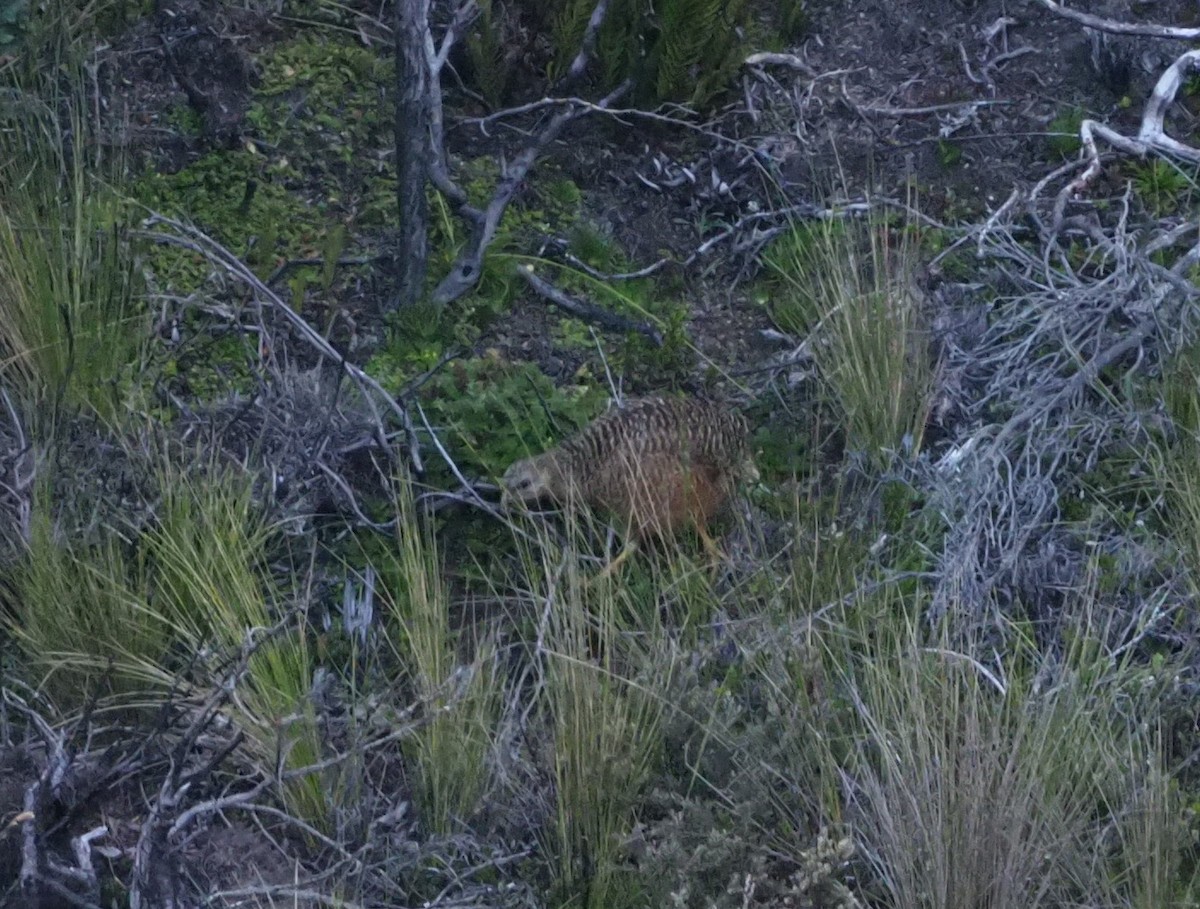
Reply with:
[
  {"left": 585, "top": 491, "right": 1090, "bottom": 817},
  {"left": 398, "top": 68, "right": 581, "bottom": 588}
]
[
  {"left": 814, "top": 583, "right": 1194, "bottom": 909},
  {"left": 143, "top": 458, "right": 330, "bottom": 830},
  {"left": 508, "top": 513, "right": 667, "bottom": 909},
  {"left": 381, "top": 472, "right": 502, "bottom": 835},
  {"left": 0, "top": 66, "right": 145, "bottom": 430},
  {"left": 763, "top": 213, "right": 934, "bottom": 464},
  {"left": 6, "top": 454, "right": 329, "bottom": 833},
  {"left": 6, "top": 477, "right": 171, "bottom": 707}
]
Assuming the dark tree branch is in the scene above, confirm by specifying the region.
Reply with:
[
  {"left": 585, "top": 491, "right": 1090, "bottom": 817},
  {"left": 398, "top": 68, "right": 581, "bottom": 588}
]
[
  {"left": 393, "top": 0, "right": 432, "bottom": 310},
  {"left": 518, "top": 264, "right": 663, "bottom": 346}
]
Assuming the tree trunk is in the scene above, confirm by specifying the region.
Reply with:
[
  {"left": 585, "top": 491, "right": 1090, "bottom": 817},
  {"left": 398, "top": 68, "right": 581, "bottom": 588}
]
[{"left": 392, "top": 0, "right": 431, "bottom": 311}]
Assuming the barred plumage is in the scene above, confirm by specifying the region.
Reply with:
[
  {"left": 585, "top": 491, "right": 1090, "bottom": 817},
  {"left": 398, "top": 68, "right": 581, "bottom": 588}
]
[{"left": 501, "top": 396, "right": 757, "bottom": 574}]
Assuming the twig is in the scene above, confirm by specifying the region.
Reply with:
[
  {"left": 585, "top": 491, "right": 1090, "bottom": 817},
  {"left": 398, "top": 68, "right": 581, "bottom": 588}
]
[
  {"left": 859, "top": 100, "right": 1009, "bottom": 117},
  {"left": 743, "top": 51, "right": 817, "bottom": 77},
  {"left": 561, "top": 0, "right": 610, "bottom": 87},
  {"left": 136, "top": 214, "right": 424, "bottom": 474}
]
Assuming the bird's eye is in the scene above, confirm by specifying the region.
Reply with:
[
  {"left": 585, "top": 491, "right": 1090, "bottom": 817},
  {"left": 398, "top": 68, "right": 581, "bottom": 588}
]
[{"left": 516, "top": 478, "right": 533, "bottom": 490}]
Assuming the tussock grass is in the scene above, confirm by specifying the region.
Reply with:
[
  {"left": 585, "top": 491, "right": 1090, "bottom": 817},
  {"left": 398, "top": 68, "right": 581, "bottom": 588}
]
[
  {"left": 144, "top": 458, "right": 329, "bottom": 829},
  {"left": 7, "top": 481, "right": 169, "bottom": 706},
  {"left": 809, "top": 580, "right": 1195, "bottom": 909},
  {"left": 0, "top": 74, "right": 145, "bottom": 430},
  {"left": 764, "top": 212, "right": 934, "bottom": 464},
  {"left": 380, "top": 472, "right": 502, "bottom": 835},
  {"left": 496, "top": 505, "right": 669, "bottom": 909}
]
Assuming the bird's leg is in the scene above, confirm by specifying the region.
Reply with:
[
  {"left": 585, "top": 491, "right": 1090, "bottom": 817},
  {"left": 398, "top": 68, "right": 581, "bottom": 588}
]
[{"left": 591, "top": 540, "right": 639, "bottom": 584}]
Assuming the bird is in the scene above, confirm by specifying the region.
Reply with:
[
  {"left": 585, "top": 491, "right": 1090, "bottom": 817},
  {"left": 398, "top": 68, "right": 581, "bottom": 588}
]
[{"left": 500, "top": 395, "right": 758, "bottom": 579}]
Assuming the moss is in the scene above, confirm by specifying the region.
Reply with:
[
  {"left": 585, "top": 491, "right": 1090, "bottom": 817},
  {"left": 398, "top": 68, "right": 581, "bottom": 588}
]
[{"left": 135, "top": 150, "right": 329, "bottom": 288}]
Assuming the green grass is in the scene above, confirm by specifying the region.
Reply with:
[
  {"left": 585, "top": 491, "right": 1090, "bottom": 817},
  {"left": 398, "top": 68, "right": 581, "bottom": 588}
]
[
  {"left": 0, "top": 75, "right": 147, "bottom": 429},
  {"left": 143, "top": 457, "right": 330, "bottom": 830},
  {"left": 379, "top": 473, "right": 503, "bottom": 834},
  {"left": 6, "top": 484, "right": 169, "bottom": 707},
  {"left": 762, "top": 213, "right": 934, "bottom": 465},
  {"left": 516, "top": 515, "right": 668, "bottom": 909}
]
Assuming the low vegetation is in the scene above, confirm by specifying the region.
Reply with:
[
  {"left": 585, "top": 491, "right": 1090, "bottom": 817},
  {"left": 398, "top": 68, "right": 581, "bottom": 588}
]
[{"left": 2, "top": 0, "right": 1200, "bottom": 907}]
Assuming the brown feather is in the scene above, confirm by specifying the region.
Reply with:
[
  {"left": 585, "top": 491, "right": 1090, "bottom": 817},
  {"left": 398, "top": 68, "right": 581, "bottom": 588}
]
[{"left": 501, "top": 396, "right": 756, "bottom": 544}]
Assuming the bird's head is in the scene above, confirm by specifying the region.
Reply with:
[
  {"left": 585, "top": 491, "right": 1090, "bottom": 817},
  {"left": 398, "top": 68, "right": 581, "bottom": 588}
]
[{"left": 500, "top": 452, "right": 570, "bottom": 510}]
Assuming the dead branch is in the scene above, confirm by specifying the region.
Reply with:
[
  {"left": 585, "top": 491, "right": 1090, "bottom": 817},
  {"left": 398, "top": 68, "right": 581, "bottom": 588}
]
[
  {"left": 426, "top": 0, "right": 619, "bottom": 307},
  {"left": 1035, "top": 0, "right": 1200, "bottom": 40},
  {"left": 1058, "top": 48, "right": 1200, "bottom": 210},
  {"left": 518, "top": 264, "right": 663, "bottom": 346},
  {"left": 394, "top": 0, "right": 432, "bottom": 310},
  {"left": 407, "top": 0, "right": 483, "bottom": 212},
  {"left": 743, "top": 51, "right": 817, "bottom": 77},
  {"left": 562, "top": 0, "right": 610, "bottom": 87},
  {"left": 136, "top": 214, "right": 424, "bottom": 475},
  {"left": 431, "top": 80, "right": 632, "bottom": 305}
]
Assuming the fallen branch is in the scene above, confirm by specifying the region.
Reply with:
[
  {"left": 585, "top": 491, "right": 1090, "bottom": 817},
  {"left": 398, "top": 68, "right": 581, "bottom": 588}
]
[
  {"left": 743, "top": 51, "right": 817, "bottom": 76},
  {"left": 1058, "top": 48, "right": 1200, "bottom": 214},
  {"left": 518, "top": 263, "right": 663, "bottom": 346},
  {"left": 1035, "top": 0, "right": 1200, "bottom": 40}
]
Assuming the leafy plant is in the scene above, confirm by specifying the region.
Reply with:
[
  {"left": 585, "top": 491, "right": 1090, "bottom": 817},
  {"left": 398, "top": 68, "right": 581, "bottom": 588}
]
[
  {"left": 417, "top": 354, "right": 607, "bottom": 482},
  {"left": 1047, "top": 105, "right": 1085, "bottom": 159},
  {"left": 465, "top": 0, "right": 512, "bottom": 107},
  {"left": 936, "top": 138, "right": 963, "bottom": 167},
  {"left": 1129, "top": 158, "right": 1196, "bottom": 217},
  {"left": 544, "top": 0, "right": 752, "bottom": 108}
]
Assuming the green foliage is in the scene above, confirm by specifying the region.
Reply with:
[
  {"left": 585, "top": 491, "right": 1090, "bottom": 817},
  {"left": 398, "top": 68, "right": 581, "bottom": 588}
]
[
  {"left": 465, "top": 0, "right": 512, "bottom": 108},
  {"left": 651, "top": 0, "right": 746, "bottom": 104},
  {"left": 251, "top": 37, "right": 390, "bottom": 153},
  {"left": 613, "top": 298, "right": 694, "bottom": 385},
  {"left": 245, "top": 36, "right": 395, "bottom": 230},
  {"left": 512, "top": 531, "right": 666, "bottom": 909},
  {"left": 1128, "top": 158, "right": 1197, "bottom": 217},
  {"left": 1047, "top": 106, "right": 1085, "bottom": 158},
  {"left": 416, "top": 354, "right": 607, "bottom": 481},
  {"left": 135, "top": 151, "right": 328, "bottom": 288},
  {"left": 165, "top": 101, "right": 203, "bottom": 136},
  {"left": 936, "top": 138, "right": 963, "bottom": 167},
  {"left": 777, "top": 0, "right": 809, "bottom": 42},
  {"left": 544, "top": 0, "right": 751, "bottom": 109}
]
